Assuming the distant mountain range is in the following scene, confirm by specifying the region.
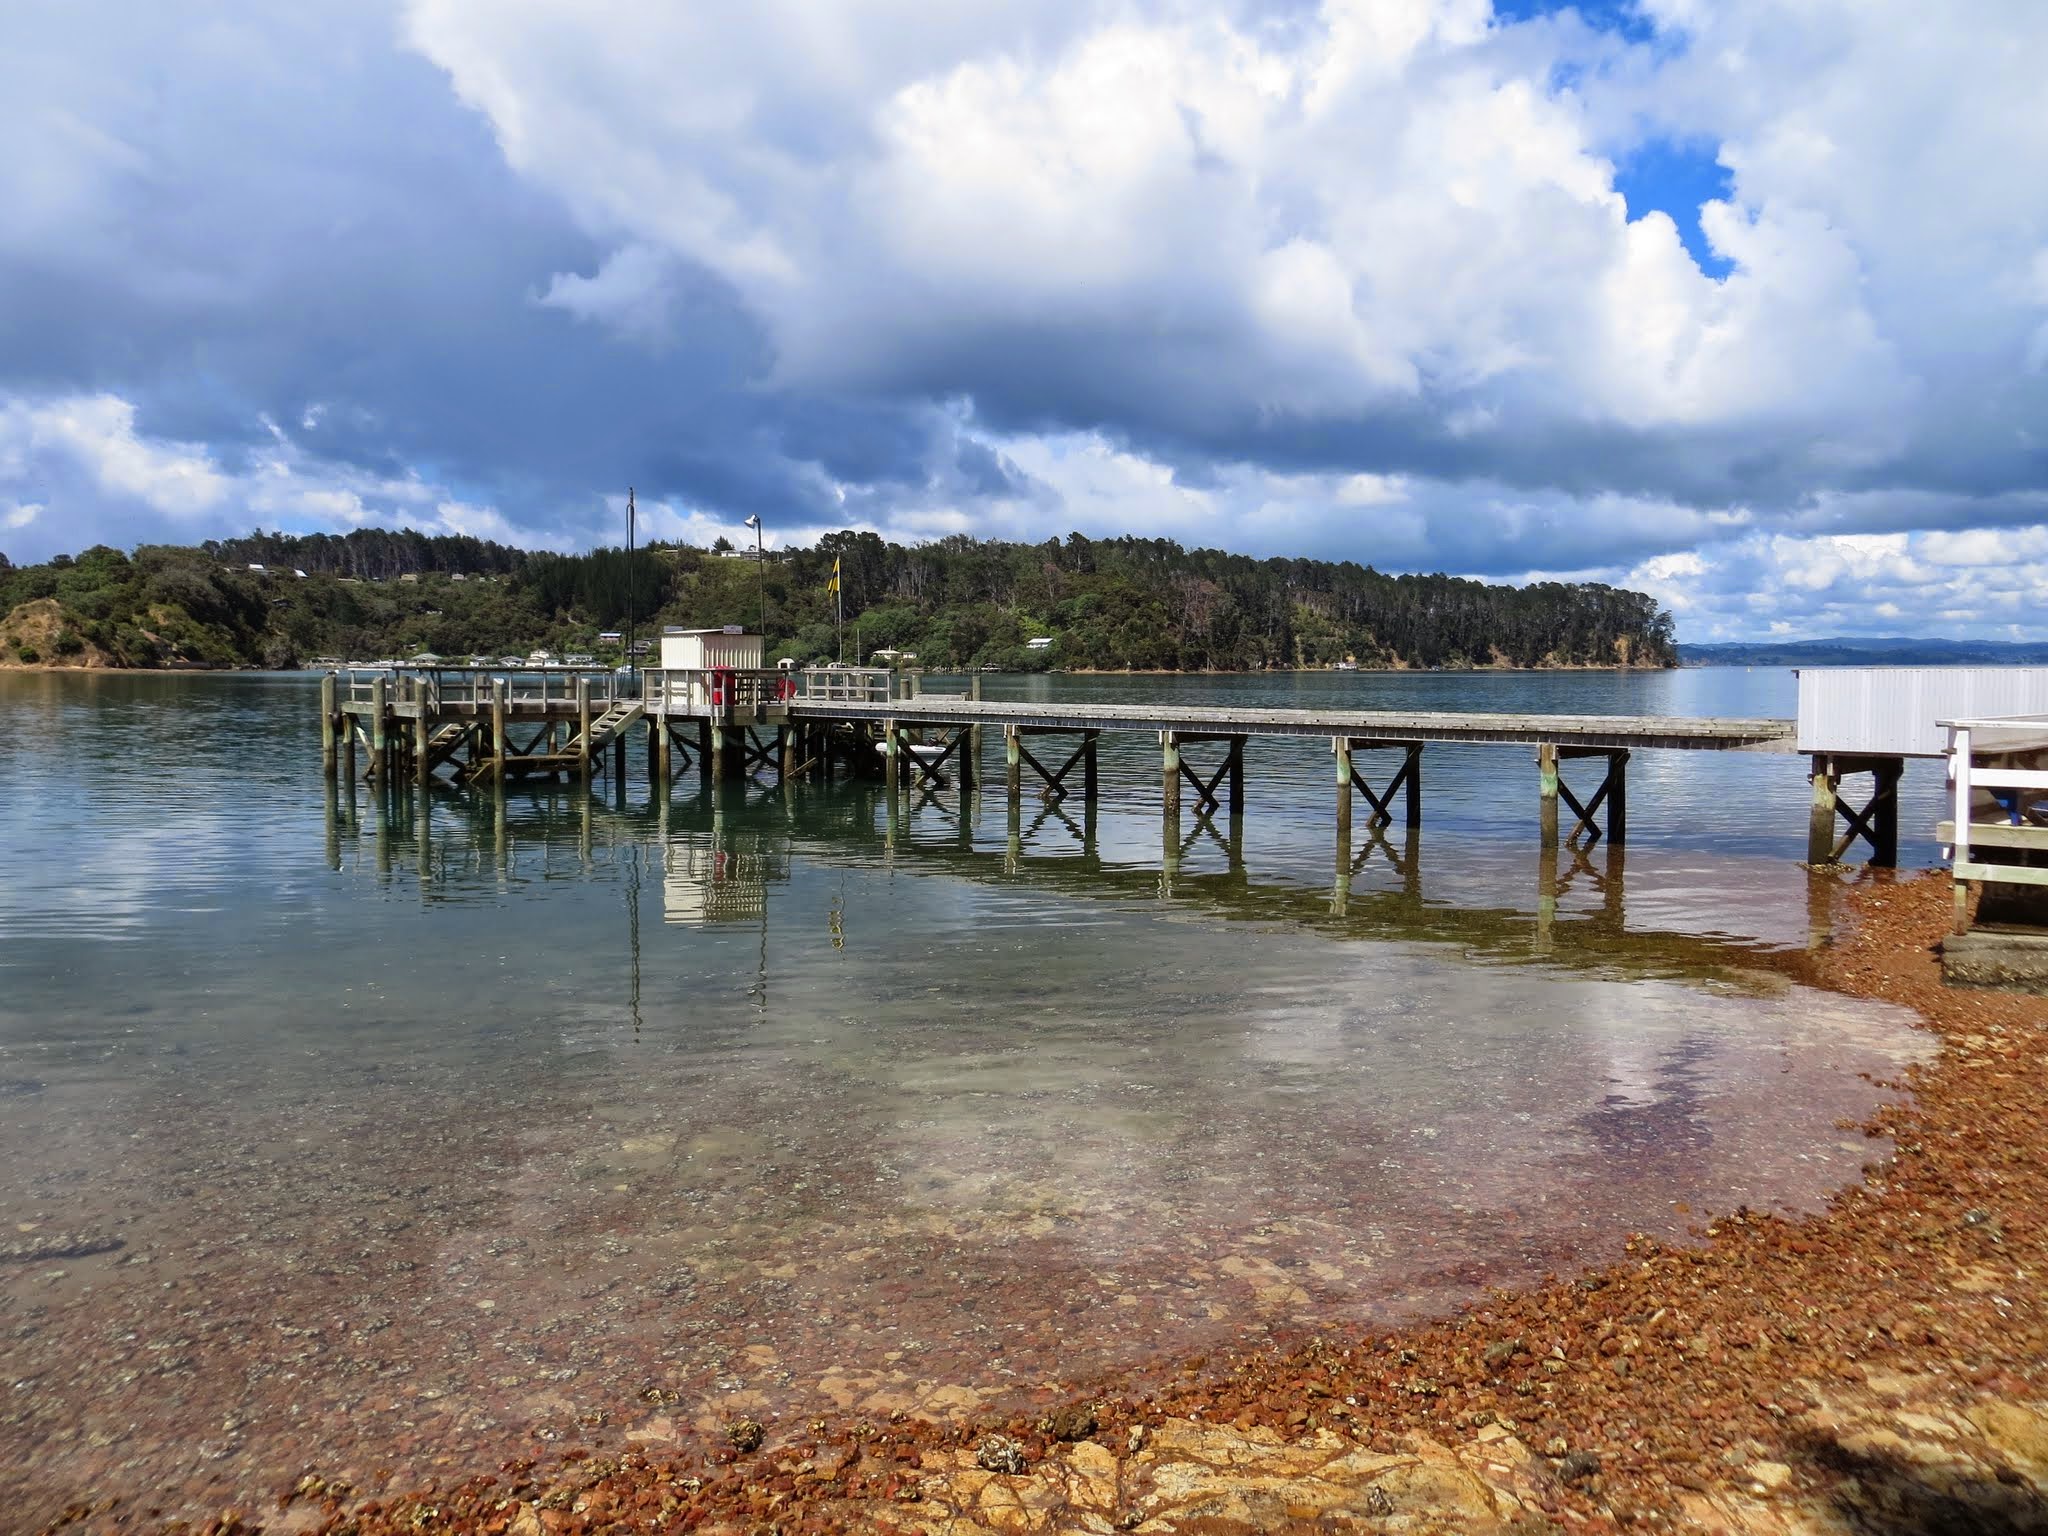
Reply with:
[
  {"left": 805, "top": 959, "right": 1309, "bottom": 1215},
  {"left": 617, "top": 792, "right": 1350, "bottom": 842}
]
[{"left": 1681, "top": 637, "right": 2048, "bottom": 667}]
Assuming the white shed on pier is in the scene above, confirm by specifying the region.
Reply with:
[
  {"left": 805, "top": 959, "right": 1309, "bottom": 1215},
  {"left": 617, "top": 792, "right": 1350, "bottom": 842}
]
[
  {"left": 659, "top": 627, "right": 763, "bottom": 671},
  {"left": 1797, "top": 666, "right": 2048, "bottom": 756}
]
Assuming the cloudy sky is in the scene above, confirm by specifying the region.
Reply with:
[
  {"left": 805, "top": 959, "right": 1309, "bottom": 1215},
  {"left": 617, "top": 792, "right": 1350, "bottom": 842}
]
[{"left": 3, "top": 0, "right": 2045, "bottom": 639}]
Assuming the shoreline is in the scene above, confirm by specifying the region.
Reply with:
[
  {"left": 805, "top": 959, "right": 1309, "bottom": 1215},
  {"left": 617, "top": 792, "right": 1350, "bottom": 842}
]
[
  {"left": 48, "top": 871, "right": 2043, "bottom": 1535},
  {"left": 1, "top": 661, "right": 1679, "bottom": 678}
]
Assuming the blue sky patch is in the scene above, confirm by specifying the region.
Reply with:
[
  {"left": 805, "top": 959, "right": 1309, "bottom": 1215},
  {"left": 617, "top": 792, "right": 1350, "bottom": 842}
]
[
  {"left": 1490, "top": 0, "right": 1657, "bottom": 45},
  {"left": 1614, "top": 136, "right": 1735, "bottom": 277}
]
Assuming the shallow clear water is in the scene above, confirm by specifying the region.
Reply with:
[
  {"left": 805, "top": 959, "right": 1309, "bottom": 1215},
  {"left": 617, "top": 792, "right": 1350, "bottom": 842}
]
[{"left": 0, "top": 669, "right": 1926, "bottom": 1523}]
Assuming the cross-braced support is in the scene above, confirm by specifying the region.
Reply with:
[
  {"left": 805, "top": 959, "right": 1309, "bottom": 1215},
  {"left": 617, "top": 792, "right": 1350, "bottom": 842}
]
[
  {"left": 1538, "top": 744, "right": 1628, "bottom": 848},
  {"left": 1165, "top": 733, "right": 1246, "bottom": 820},
  {"left": 1006, "top": 728, "right": 1099, "bottom": 804},
  {"left": 736, "top": 726, "right": 782, "bottom": 779},
  {"left": 886, "top": 723, "right": 976, "bottom": 797},
  {"left": 1807, "top": 753, "right": 1902, "bottom": 866},
  {"left": 1334, "top": 739, "right": 1421, "bottom": 833}
]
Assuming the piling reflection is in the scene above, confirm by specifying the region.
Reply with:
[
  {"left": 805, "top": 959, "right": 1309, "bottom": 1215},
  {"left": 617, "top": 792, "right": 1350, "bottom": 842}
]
[{"left": 319, "top": 774, "right": 1834, "bottom": 988}]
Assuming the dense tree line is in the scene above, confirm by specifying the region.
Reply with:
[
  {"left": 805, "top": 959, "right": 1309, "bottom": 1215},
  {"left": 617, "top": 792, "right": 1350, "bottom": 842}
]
[
  {"left": 203, "top": 529, "right": 529, "bottom": 581},
  {"left": 1, "top": 528, "right": 1675, "bottom": 671}
]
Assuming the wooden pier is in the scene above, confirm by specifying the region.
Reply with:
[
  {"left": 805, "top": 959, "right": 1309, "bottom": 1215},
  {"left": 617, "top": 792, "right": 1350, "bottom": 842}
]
[{"left": 307, "top": 661, "right": 1919, "bottom": 864}]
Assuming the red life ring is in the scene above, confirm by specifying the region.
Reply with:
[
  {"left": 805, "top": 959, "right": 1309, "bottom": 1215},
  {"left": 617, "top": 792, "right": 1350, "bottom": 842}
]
[{"left": 776, "top": 673, "right": 796, "bottom": 701}]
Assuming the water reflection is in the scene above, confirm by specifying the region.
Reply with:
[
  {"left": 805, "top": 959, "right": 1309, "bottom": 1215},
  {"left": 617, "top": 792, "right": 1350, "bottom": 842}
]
[
  {"left": 1, "top": 677, "right": 1934, "bottom": 1530},
  {"left": 322, "top": 774, "right": 1828, "bottom": 996}
]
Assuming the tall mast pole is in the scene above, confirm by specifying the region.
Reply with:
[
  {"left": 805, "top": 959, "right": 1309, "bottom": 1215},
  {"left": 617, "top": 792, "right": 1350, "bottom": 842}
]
[{"left": 625, "top": 487, "right": 636, "bottom": 692}]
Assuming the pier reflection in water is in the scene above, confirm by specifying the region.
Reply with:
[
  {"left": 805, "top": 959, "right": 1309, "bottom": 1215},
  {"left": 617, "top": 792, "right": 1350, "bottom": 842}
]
[
  {"left": 7, "top": 697, "right": 1920, "bottom": 1528},
  {"left": 323, "top": 771, "right": 1840, "bottom": 982}
]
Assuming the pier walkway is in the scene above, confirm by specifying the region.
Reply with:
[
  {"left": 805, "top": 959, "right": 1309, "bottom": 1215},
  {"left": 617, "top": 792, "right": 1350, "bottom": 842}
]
[{"left": 315, "top": 662, "right": 1883, "bottom": 863}]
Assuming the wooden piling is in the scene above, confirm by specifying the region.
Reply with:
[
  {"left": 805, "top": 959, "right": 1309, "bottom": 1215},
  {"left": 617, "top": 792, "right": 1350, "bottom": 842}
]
[
  {"left": 1607, "top": 750, "right": 1628, "bottom": 846},
  {"left": 1333, "top": 819, "right": 1350, "bottom": 918},
  {"left": 957, "top": 725, "right": 975, "bottom": 798},
  {"left": 969, "top": 675, "right": 984, "bottom": 765},
  {"left": 1005, "top": 726, "right": 1021, "bottom": 803},
  {"left": 1162, "top": 731, "right": 1181, "bottom": 815},
  {"left": 490, "top": 679, "right": 507, "bottom": 785},
  {"left": 1335, "top": 736, "right": 1353, "bottom": 843},
  {"left": 369, "top": 675, "right": 387, "bottom": 784},
  {"left": 576, "top": 678, "right": 592, "bottom": 782},
  {"left": 1403, "top": 742, "right": 1422, "bottom": 829},
  {"left": 710, "top": 722, "right": 726, "bottom": 785},
  {"left": 414, "top": 702, "right": 431, "bottom": 788},
  {"left": 1873, "top": 759, "right": 1902, "bottom": 867},
  {"left": 1807, "top": 755, "right": 1838, "bottom": 864},
  {"left": 1083, "top": 732, "right": 1099, "bottom": 803},
  {"left": 780, "top": 725, "right": 796, "bottom": 782},
  {"left": 884, "top": 719, "right": 899, "bottom": 798},
  {"left": 1227, "top": 734, "right": 1245, "bottom": 817},
  {"left": 1538, "top": 743, "right": 1560, "bottom": 850},
  {"left": 320, "top": 673, "right": 337, "bottom": 778},
  {"left": 653, "top": 718, "right": 670, "bottom": 788}
]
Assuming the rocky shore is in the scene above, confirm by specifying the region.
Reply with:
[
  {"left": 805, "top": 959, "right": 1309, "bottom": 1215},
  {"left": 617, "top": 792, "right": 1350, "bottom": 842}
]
[{"left": 41, "top": 871, "right": 2047, "bottom": 1535}]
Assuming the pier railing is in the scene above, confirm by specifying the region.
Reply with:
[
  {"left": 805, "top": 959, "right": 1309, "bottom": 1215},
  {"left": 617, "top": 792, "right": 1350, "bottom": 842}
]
[
  {"left": 342, "top": 665, "right": 619, "bottom": 712},
  {"left": 643, "top": 666, "right": 895, "bottom": 714},
  {"left": 1941, "top": 711, "right": 2048, "bottom": 929},
  {"left": 793, "top": 667, "right": 895, "bottom": 704}
]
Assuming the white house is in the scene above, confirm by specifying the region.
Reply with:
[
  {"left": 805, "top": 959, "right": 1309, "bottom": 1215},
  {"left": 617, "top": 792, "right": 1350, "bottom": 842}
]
[{"left": 1025, "top": 636, "right": 1054, "bottom": 651}]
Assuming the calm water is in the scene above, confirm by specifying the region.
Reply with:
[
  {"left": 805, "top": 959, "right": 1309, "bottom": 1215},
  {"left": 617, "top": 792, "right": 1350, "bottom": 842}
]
[{"left": 0, "top": 668, "right": 1928, "bottom": 1524}]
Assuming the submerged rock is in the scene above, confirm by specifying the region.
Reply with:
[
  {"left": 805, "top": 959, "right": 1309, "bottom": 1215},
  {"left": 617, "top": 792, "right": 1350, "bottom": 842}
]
[
  {"left": 975, "top": 1435, "right": 1029, "bottom": 1475},
  {"left": 1038, "top": 1403, "right": 1098, "bottom": 1442},
  {"left": 0, "top": 1232, "right": 123, "bottom": 1264},
  {"left": 725, "top": 1417, "right": 764, "bottom": 1454}
]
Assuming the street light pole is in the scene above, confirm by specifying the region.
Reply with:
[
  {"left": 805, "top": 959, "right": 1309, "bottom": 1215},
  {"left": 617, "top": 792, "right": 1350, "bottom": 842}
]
[{"left": 744, "top": 514, "right": 766, "bottom": 641}]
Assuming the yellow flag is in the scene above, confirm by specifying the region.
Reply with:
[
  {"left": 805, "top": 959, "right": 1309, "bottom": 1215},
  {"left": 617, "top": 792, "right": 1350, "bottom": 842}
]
[{"left": 826, "top": 556, "right": 840, "bottom": 595}]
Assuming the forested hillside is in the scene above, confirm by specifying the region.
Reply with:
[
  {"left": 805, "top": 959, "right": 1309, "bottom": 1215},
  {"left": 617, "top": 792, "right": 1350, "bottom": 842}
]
[{"left": 0, "top": 529, "right": 1675, "bottom": 671}]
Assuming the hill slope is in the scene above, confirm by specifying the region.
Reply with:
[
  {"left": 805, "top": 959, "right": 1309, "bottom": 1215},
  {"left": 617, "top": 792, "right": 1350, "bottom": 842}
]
[{"left": 0, "top": 530, "right": 1678, "bottom": 672}]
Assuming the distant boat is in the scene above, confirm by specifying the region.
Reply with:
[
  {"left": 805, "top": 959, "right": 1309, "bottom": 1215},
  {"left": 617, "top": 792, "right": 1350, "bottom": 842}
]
[
  {"left": 876, "top": 741, "right": 950, "bottom": 765},
  {"left": 1333, "top": 661, "right": 1359, "bottom": 672}
]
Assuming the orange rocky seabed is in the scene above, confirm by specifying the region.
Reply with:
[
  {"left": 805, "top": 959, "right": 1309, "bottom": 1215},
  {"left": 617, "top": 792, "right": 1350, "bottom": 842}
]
[{"left": 39, "top": 871, "right": 2048, "bottom": 1536}]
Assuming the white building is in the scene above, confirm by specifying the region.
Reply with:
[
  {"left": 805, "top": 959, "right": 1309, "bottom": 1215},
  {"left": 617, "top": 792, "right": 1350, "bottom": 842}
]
[
  {"left": 1025, "top": 636, "right": 1054, "bottom": 651},
  {"left": 659, "top": 626, "right": 764, "bottom": 671}
]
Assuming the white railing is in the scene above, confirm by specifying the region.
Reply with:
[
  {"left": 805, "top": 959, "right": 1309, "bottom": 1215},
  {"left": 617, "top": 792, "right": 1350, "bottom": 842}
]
[
  {"left": 643, "top": 666, "right": 896, "bottom": 714},
  {"left": 793, "top": 666, "right": 895, "bottom": 704},
  {"left": 1941, "top": 713, "right": 2048, "bottom": 901},
  {"left": 341, "top": 664, "right": 618, "bottom": 710},
  {"left": 643, "top": 668, "right": 781, "bottom": 714}
]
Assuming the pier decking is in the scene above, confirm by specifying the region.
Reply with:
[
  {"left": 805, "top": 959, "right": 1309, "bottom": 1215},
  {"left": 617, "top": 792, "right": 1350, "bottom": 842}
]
[{"left": 313, "top": 662, "right": 1918, "bottom": 865}]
